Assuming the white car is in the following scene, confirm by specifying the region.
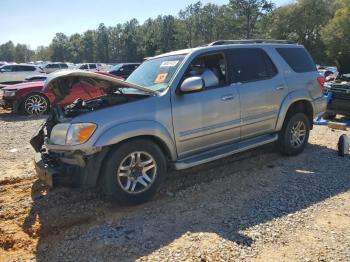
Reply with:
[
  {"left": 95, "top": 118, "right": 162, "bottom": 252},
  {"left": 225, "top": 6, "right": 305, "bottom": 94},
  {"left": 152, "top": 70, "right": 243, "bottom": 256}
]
[
  {"left": 0, "top": 64, "right": 45, "bottom": 84},
  {"left": 43, "top": 63, "right": 69, "bottom": 74},
  {"left": 78, "top": 63, "right": 100, "bottom": 71}
]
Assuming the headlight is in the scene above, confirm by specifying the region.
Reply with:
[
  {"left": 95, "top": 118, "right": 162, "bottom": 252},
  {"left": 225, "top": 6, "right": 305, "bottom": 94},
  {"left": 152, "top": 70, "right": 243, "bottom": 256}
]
[
  {"left": 3, "top": 90, "right": 17, "bottom": 97},
  {"left": 50, "top": 123, "right": 97, "bottom": 145}
]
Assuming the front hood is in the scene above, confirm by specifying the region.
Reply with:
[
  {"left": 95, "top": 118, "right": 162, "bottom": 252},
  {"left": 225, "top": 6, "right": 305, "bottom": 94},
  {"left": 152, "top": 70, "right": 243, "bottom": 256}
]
[
  {"left": 2, "top": 81, "right": 44, "bottom": 91},
  {"left": 43, "top": 70, "right": 157, "bottom": 101}
]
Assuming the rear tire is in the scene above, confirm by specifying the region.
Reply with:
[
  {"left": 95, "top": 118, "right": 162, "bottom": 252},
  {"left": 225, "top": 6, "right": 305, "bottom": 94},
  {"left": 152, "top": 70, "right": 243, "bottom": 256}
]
[
  {"left": 101, "top": 139, "right": 167, "bottom": 205},
  {"left": 278, "top": 113, "right": 310, "bottom": 156}
]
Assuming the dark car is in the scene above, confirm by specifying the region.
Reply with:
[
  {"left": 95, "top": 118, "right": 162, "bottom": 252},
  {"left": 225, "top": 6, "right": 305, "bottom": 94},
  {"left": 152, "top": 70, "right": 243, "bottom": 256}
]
[
  {"left": 324, "top": 52, "right": 350, "bottom": 119},
  {"left": 108, "top": 63, "right": 140, "bottom": 79}
]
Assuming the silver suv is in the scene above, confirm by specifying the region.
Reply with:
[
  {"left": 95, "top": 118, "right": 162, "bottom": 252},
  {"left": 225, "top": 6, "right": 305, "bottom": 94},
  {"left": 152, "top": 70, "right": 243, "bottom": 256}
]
[{"left": 32, "top": 40, "right": 327, "bottom": 204}]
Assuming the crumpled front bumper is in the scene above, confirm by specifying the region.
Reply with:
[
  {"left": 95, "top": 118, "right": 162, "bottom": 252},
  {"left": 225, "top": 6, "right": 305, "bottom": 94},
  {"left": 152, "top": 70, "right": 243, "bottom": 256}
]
[
  {"left": 34, "top": 152, "right": 77, "bottom": 187},
  {"left": 34, "top": 153, "right": 56, "bottom": 187},
  {"left": 33, "top": 148, "right": 109, "bottom": 188}
]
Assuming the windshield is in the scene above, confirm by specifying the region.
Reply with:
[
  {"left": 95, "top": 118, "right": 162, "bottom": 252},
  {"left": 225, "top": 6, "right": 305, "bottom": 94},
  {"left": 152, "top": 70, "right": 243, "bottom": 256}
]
[
  {"left": 127, "top": 55, "right": 185, "bottom": 92},
  {"left": 111, "top": 64, "right": 123, "bottom": 71}
]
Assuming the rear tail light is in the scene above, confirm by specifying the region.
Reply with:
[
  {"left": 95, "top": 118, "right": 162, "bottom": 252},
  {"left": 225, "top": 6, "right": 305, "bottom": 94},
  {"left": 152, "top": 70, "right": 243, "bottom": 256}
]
[{"left": 317, "top": 76, "right": 326, "bottom": 92}]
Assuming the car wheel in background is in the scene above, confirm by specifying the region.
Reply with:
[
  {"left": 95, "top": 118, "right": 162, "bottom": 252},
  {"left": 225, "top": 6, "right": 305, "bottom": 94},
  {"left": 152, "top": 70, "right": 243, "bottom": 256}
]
[
  {"left": 21, "top": 94, "right": 49, "bottom": 115},
  {"left": 101, "top": 139, "right": 167, "bottom": 205},
  {"left": 278, "top": 113, "right": 311, "bottom": 156}
]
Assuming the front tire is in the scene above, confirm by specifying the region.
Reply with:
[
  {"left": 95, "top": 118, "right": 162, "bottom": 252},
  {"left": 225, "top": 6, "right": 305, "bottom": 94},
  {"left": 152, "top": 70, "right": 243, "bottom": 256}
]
[
  {"left": 278, "top": 113, "right": 310, "bottom": 156},
  {"left": 101, "top": 139, "right": 167, "bottom": 205},
  {"left": 21, "top": 94, "right": 49, "bottom": 115}
]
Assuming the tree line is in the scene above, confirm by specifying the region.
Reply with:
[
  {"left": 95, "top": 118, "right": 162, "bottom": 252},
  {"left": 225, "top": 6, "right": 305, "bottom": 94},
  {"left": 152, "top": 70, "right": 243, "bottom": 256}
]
[{"left": 0, "top": 0, "right": 349, "bottom": 65}]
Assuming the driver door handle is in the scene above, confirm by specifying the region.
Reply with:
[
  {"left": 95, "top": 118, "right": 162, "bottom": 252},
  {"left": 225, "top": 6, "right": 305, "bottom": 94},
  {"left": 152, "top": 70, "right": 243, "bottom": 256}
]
[
  {"left": 221, "top": 94, "right": 234, "bottom": 101},
  {"left": 275, "top": 85, "right": 285, "bottom": 91}
]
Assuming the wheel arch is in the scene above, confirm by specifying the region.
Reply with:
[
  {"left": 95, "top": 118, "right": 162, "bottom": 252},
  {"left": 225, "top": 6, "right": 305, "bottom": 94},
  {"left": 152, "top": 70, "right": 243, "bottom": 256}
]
[
  {"left": 94, "top": 121, "right": 177, "bottom": 161},
  {"left": 276, "top": 92, "right": 314, "bottom": 131},
  {"left": 94, "top": 134, "right": 173, "bottom": 191}
]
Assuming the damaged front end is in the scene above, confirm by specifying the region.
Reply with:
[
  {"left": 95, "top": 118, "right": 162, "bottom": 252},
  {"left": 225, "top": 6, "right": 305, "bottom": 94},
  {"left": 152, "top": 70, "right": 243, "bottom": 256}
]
[
  {"left": 31, "top": 107, "right": 110, "bottom": 188},
  {"left": 31, "top": 70, "right": 155, "bottom": 188},
  {"left": 325, "top": 53, "right": 350, "bottom": 116}
]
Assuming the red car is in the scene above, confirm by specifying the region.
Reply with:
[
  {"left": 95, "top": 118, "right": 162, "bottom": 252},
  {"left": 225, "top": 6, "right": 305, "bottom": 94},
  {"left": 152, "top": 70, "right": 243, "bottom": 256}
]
[{"left": 0, "top": 71, "right": 119, "bottom": 115}]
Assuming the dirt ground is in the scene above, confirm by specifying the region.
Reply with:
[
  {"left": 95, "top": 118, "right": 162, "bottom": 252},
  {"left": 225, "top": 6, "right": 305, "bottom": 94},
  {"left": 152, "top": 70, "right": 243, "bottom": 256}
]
[{"left": 0, "top": 109, "right": 349, "bottom": 262}]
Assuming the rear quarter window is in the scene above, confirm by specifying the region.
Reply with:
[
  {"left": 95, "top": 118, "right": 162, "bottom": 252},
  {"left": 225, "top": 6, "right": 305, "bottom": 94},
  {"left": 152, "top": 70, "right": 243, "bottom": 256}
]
[{"left": 276, "top": 47, "right": 316, "bottom": 73}]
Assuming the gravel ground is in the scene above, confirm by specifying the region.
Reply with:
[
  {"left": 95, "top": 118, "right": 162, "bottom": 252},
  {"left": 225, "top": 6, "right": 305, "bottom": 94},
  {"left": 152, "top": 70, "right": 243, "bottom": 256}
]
[{"left": 0, "top": 109, "right": 349, "bottom": 262}]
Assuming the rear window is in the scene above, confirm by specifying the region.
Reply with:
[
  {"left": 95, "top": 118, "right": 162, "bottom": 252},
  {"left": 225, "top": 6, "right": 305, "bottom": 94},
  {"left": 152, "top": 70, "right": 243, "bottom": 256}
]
[{"left": 276, "top": 48, "right": 316, "bottom": 73}]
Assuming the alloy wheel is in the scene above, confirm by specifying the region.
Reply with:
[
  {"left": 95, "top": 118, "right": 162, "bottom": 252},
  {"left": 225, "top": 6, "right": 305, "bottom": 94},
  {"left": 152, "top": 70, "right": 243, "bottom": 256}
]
[
  {"left": 24, "top": 95, "right": 48, "bottom": 115},
  {"left": 290, "top": 120, "right": 306, "bottom": 148},
  {"left": 117, "top": 151, "right": 157, "bottom": 194}
]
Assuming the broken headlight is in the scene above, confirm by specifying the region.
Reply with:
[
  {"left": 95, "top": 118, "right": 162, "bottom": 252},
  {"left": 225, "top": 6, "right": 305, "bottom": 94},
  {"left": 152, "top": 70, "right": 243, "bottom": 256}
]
[{"left": 50, "top": 123, "right": 97, "bottom": 145}]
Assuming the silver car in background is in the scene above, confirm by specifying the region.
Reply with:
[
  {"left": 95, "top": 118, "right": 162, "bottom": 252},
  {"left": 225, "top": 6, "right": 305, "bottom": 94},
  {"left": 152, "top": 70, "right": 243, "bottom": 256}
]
[{"left": 31, "top": 40, "right": 327, "bottom": 204}]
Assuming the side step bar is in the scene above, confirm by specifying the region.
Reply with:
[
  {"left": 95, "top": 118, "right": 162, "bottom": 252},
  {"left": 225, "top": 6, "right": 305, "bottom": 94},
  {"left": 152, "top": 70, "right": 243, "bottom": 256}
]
[{"left": 173, "top": 134, "right": 278, "bottom": 170}]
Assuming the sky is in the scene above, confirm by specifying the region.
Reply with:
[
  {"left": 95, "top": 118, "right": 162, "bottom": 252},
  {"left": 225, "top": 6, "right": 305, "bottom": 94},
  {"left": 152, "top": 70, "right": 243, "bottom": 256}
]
[{"left": 0, "top": 0, "right": 292, "bottom": 49}]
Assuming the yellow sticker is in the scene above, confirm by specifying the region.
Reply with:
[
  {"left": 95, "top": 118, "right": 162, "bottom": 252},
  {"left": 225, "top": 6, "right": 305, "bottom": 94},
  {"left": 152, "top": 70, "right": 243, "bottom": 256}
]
[{"left": 154, "top": 73, "right": 168, "bottom": 84}]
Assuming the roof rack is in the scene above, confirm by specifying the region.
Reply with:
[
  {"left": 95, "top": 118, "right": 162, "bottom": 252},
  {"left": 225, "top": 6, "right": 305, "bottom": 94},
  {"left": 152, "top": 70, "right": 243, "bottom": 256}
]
[{"left": 208, "top": 39, "right": 296, "bottom": 46}]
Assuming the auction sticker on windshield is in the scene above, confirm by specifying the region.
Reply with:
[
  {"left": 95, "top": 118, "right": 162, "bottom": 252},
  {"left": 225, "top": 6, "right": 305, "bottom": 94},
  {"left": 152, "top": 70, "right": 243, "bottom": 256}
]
[
  {"left": 154, "top": 73, "right": 168, "bottom": 84},
  {"left": 160, "top": 61, "right": 179, "bottom": 67}
]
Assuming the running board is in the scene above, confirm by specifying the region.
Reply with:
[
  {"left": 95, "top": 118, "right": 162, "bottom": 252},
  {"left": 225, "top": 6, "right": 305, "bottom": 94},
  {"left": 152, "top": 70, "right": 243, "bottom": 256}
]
[{"left": 173, "top": 134, "right": 278, "bottom": 170}]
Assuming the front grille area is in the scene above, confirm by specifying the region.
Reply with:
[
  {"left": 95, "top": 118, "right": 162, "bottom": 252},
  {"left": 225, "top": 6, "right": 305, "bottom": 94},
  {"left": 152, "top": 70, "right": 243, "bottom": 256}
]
[
  {"left": 329, "top": 85, "right": 350, "bottom": 100},
  {"left": 333, "top": 92, "right": 350, "bottom": 100}
]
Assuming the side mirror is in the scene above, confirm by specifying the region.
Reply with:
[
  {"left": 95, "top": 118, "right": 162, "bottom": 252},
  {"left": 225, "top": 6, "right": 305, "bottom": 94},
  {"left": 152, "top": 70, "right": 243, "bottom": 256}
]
[{"left": 180, "top": 76, "right": 204, "bottom": 93}]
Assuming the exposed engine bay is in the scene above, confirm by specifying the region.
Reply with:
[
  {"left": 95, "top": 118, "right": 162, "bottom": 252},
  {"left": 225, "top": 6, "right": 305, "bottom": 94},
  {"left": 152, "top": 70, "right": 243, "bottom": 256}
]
[
  {"left": 63, "top": 93, "right": 143, "bottom": 117},
  {"left": 30, "top": 92, "right": 147, "bottom": 152},
  {"left": 30, "top": 70, "right": 156, "bottom": 152}
]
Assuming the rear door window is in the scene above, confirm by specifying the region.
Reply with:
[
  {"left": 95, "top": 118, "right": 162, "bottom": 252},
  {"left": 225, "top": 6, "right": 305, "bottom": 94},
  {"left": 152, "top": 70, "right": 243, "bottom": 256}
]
[
  {"left": 227, "top": 48, "right": 278, "bottom": 83},
  {"left": 276, "top": 47, "right": 316, "bottom": 73}
]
